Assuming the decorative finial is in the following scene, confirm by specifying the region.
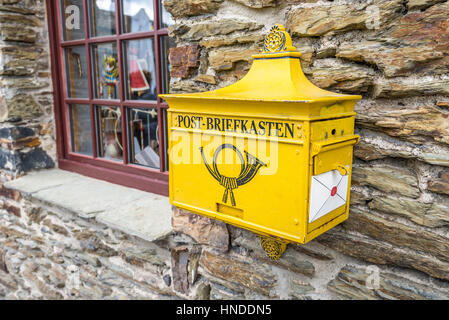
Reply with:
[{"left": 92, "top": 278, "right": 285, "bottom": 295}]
[
  {"left": 261, "top": 24, "right": 296, "bottom": 54},
  {"left": 259, "top": 235, "right": 289, "bottom": 260}
]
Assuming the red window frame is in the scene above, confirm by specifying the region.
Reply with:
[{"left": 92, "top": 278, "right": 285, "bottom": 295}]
[{"left": 46, "top": 0, "right": 170, "bottom": 196}]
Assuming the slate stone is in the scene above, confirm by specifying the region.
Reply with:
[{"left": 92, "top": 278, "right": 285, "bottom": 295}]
[
  {"left": 163, "top": 274, "right": 172, "bottom": 287},
  {"left": 19, "top": 147, "right": 55, "bottom": 172},
  {"left": 163, "top": 0, "right": 223, "bottom": 18},
  {"left": 0, "top": 147, "right": 54, "bottom": 172},
  {"left": 329, "top": 265, "right": 449, "bottom": 300},
  {"left": 0, "top": 126, "right": 35, "bottom": 140}
]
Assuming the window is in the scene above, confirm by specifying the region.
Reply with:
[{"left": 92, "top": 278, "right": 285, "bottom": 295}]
[{"left": 49, "top": 0, "right": 176, "bottom": 195}]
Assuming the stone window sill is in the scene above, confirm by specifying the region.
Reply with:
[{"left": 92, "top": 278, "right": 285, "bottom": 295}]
[{"left": 4, "top": 169, "right": 173, "bottom": 242}]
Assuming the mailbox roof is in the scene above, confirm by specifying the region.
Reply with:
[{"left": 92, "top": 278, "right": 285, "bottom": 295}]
[
  {"left": 161, "top": 51, "right": 361, "bottom": 103},
  {"left": 161, "top": 25, "right": 361, "bottom": 104}
]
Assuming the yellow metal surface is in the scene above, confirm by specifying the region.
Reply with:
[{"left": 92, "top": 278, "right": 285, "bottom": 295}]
[
  {"left": 259, "top": 235, "right": 289, "bottom": 261},
  {"left": 161, "top": 25, "right": 361, "bottom": 257}
]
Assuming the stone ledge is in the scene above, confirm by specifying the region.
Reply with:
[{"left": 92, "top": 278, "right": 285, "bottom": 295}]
[{"left": 4, "top": 169, "right": 173, "bottom": 243}]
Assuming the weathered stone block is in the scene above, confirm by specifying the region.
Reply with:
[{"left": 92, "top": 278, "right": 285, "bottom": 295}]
[
  {"left": 194, "top": 282, "right": 211, "bottom": 300},
  {"left": 0, "top": 269, "right": 17, "bottom": 290},
  {"left": 163, "top": 0, "right": 223, "bottom": 18},
  {"left": 287, "top": 0, "right": 402, "bottom": 37},
  {"left": 170, "top": 80, "right": 210, "bottom": 94},
  {"left": 0, "top": 248, "right": 6, "bottom": 273},
  {"left": 344, "top": 208, "right": 449, "bottom": 262},
  {"left": 200, "top": 34, "right": 264, "bottom": 49},
  {"left": 42, "top": 219, "right": 69, "bottom": 236},
  {"left": 0, "top": 184, "right": 20, "bottom": 201},
  {"left": 231, "top": 229, "right": 315, "bottom": 277},
  {"left": 169, "top": 19, "right": 263, "bottom": 41},
  {"left": 171, "top": 246, "right": 190, "bottom": 295},
  {"left": 329, "top": 265, "right": 449, "bottom": 300},
  {"left": 336, "top": 2, "right": 449, "bottom": 77},
  {"left": 407, "top": 0, "right": 447, "bottom": 11},
  {"left": 428, "top": 172, "right": 449, "bottom": 196},
  {"left": 426, "top": 202, "right": 449, "bottom": 228},
  {"left": 0, "top": 94, "right": 43, "bottom": 122},
  {"left": 373, "top": 79, "right": 449, "bottom": 98},
  {"left": 354, "top": 129, "right": 449, "bottom": 167},
  {"left": 3, "top": 201, "right": 20, "bottom": 217},
  {"left": 209, "top": 46, "right": 260, "bottom": 71},
  {"left": 356, "top": 103, "right": 449, "bottom": 146},
  {"left": 0, "top": 46, "right": 41, "bottom": 76},
  {"left": 120, "top": 247, "right": 166, "bottom": 268},
  {"left": 289, "top": 277, "right": 314, "bottom": 299},
  {"left": 368, "top": 195, "right": 432, "bottom": 226},
  {"left": 210, "top": 282, "right": 245, "bottom": 300},
  {"left": 170, "top": 246, "right": 202, "bottom": 296},
  {"left": 305, "top": 59, "right": 375, "bottom": 93},
  {"left": 0, "top": 78, "right": 49, "bottom": 90},
  {"left": 74, "top": 231, "right": 118, "bottom": 258},
  {"left": 231, "top": 0, "right": 277, "bottom": 8},
  {"left": 1, "top": 26, "right": 36, "bottom": 43},
  {"left": 194, "top": 74, "right": 217, "bottom": 85},
  {"left": 199, "top": 250, "right": 277, "bottom": 296},
  {"left": 0, "top": 126, "right": 35, "bottom": 140},
  {"left": 319, "top": 229, "right": 449, "bottom": 281},
  {"left": 172, "top": 208, "right": 230, "bottom": 251},
  {"left": 352, "top": 164, "right": 419, "bottom": 198},
  {"left": 0, "top": 147, "right": 54, "bottom": 172},
  {"left": 169, "top": 44, "right": 200, "bottom": 78}
]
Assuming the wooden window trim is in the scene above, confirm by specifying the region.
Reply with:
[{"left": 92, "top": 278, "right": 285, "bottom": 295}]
[{"left": 46, "top": 0, "right": 170, "bottom": 196}]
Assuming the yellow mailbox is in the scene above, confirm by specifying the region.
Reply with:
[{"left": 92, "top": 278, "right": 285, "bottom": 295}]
[{"left": 161, "top": 25, "right": 361, "bottom": 260}]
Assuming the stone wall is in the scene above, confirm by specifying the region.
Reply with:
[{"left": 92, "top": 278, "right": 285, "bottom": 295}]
[
  {"left": 0, "top": 0, "right": 55, "bottom": 176},
  {"left": 2, "top": 187, "right": 449, "bottom": 300},
  {"left": 1, "top": 0, "right": 449, "bottom": 300}
]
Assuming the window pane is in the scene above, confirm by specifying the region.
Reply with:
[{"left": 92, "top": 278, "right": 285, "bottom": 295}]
[
  {"left": 89, "top": 0, "right": 117, "bottom": 37},
  {"left": 124, "top": 38, "right": 156, "bottom": 100},
  {"left": 65, "top": 46, "right": 89, "bottom": 98},
  {"left": 61, "top": 0, "right": 85, "bottom": 41},
  {"left": 121, "top": 0, "right": 154, "bottom": 33},
  {"left": 159, "top": 0, "right": 174, "bottom": 29},
  {"left": 128, "top": 107, "right": 160, "bottom": 169},
  {"left": 92, "top": 43, "right": 119, "bottom": 99},
  {"left": 69, "top": 104, "right": 93, "bottom": 155},
  {"left": 160, "top": 36, "right": 176, "bottom": 94},
  {"left": 96, "top": 106, "right": 123, "bottom": 161}
]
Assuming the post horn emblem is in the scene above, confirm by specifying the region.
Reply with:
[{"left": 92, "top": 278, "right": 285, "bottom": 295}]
[{"left": 200, "top": 144, "right": 266, "bottom": 207}]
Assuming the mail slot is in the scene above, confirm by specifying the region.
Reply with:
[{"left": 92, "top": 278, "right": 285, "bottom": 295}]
[{"left": 161, "top": 25, "right": 361, "bottom": 260}]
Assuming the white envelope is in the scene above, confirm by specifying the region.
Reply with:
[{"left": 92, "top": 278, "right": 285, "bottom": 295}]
[{"left": 309, "top": 166, "right": 350, "bottom": 223}]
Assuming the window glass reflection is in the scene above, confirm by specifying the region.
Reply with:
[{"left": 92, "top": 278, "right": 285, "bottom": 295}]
[
  {"left": 89, "top": 0, "right": 117, "bottom": 37},
  {"left": 128, "top": 108, "right": 160, "bottom": 169},
  {"left": 122, "top": 0, "right": 154, "bottom": 33},
  {"left": 159, "top": 0, "right": 174, "bottom": 28},
  {"left": 69, "top": 104, "right": 93, "bottom": 155},
  {"left": 160, "top": 36, "right": 176, "bottom": 94},
  {"left": 65, "top": 46, "right": 89, "bottom": 98},
  {"left": 92, "top": 43, "right": 119, "bottom": 99},
  {"left": 125, "top": 38, "right": 157, "bottom": 100},
  {"left": 96, "top": 106, "right": 123, "bottom": 161}
]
